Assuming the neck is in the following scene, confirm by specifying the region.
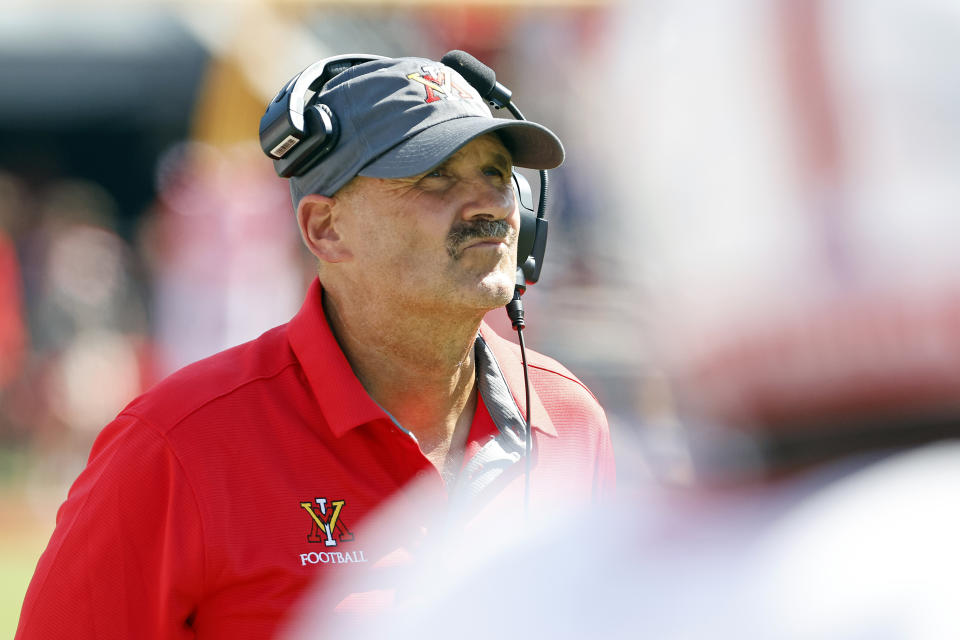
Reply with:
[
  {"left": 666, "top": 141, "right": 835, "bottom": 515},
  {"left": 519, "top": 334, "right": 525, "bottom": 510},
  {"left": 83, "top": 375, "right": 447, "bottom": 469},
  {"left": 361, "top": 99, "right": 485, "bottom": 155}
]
[{"left": 321, "top": 285, "right": 484, "bottom": 462}]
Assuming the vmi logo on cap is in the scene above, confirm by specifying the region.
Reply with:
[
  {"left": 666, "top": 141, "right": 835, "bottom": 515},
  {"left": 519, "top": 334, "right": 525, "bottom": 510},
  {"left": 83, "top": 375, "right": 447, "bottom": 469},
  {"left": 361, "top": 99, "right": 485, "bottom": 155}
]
[{"left": 407, "top": 64, "right": 476, "bottom": 104}]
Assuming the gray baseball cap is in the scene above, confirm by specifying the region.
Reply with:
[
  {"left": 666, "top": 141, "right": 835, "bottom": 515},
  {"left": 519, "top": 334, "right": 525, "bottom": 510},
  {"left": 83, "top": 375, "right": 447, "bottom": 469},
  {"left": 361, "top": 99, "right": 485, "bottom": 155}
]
[{"left": 288, "top": 56, "right": 565, "bottom": 204}]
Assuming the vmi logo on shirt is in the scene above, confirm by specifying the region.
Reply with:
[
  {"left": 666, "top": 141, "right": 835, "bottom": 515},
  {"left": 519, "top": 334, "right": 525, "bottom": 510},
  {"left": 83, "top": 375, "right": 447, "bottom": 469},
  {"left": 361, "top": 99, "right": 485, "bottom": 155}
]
[
  {"left": 298, "top": 497, "right": 367, "bottom": 567},
  {"left": 299, "top": 497, "right": 354, "bottom": 546}
]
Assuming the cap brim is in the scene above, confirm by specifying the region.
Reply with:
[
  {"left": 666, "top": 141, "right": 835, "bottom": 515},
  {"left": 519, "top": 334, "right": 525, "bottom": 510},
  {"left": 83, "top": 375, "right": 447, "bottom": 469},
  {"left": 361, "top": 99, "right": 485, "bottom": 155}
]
[{"left": 358, "top": 116, "right": 564, "bottom": 179}]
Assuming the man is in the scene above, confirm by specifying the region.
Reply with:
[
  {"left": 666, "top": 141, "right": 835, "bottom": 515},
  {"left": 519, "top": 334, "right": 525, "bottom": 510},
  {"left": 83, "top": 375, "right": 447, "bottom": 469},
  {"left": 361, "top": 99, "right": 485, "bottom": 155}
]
[{"left": 16, "top": 54, "right": 614, "bottom": 639}]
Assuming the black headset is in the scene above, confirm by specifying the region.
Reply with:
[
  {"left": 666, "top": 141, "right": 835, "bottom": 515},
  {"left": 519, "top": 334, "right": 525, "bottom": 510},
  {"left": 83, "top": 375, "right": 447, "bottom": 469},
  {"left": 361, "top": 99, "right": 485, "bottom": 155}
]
[
  {"left": 258, "top": 51, "right": 551, "bottom": 317},
  {"left": 259, "top": 54, "right": 386, "bottom": 178}
]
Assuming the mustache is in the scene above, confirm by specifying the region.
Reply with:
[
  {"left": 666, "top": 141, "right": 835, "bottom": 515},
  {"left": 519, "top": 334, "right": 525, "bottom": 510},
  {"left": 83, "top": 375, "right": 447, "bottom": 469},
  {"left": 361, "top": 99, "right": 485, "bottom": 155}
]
[{"left": 445, "top": 219, "right": 514, "bottom": 259}]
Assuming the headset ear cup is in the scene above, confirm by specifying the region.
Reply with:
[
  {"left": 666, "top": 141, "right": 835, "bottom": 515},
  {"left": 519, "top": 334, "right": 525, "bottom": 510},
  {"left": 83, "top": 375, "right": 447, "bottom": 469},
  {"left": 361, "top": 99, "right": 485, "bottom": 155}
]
[
  {"left": 261, "top": 54, "right": 386, "bottom": 178},
  {"left": 512, "top": 171, "right": 548, "bottom": 285},
  {"left": 517, "top": 207, "right": 536, "bottom": 268},
  {"left": 513, "top": 172, "right": 536, "bottom": 269},
  {"left": 276, "top": 104, "right": 340, "bottom": 178},
  {"left": 304, "top": 104, "right": 338, "bottom": 156},
  {"left": 522, "top": 217, "right": 548, "bottom": 284}
]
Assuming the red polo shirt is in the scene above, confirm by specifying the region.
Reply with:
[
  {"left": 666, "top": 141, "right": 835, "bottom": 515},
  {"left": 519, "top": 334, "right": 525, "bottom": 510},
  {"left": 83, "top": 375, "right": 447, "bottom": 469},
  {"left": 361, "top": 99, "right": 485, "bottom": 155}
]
[{"left": 17, "top": 279, "right": 615, "bottom": 640}]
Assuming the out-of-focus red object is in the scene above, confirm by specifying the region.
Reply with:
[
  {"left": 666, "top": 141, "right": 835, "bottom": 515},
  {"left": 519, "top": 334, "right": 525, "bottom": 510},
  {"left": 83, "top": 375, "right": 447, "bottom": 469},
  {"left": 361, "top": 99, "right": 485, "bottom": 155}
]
[
  {"left": 679, "top": 290, "right": 960, "bottom": 434},
  {"left": 0, "top": 230, "right": 26, "bottom": 389}
]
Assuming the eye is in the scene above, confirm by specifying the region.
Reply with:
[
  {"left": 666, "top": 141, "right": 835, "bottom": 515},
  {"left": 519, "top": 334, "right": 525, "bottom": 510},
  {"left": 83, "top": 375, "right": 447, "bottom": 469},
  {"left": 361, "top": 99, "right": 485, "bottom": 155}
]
[{"left": 483, "top": 166, "right": 509, "bottom": 179}]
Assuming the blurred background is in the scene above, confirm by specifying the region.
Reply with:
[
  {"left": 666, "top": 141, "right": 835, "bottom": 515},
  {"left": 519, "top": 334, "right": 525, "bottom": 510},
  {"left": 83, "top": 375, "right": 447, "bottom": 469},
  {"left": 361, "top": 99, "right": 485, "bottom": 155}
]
[{"left": 3, "top": 0, "right": 960, "bottom": 634}]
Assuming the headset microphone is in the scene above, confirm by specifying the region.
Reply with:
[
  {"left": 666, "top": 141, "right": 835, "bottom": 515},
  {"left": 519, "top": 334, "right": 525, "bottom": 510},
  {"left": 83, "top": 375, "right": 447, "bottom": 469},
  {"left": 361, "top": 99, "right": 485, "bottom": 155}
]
[
  {"left": 440, "top": 50, "right": 513, "bottom": 110},
  {"left": 441, "top": 50, "right": 550, "bottom": 515}
]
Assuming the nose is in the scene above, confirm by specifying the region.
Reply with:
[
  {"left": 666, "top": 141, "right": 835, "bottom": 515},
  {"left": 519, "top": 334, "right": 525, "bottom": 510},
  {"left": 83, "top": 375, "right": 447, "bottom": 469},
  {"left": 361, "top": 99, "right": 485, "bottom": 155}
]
[{"left": 459, "top": 175, "right": 515, "bottom": 222}]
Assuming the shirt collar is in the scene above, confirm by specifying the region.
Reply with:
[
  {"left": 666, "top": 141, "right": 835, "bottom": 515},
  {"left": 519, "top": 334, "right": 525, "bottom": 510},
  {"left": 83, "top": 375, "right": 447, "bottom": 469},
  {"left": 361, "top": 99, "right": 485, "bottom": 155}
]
[
  {"left": 287, "top": 279, "right": 386, "bottom": 437},
  {"left": 478, "top": 322, "right": 558, "bottom": 438},
  {"left": 287, "top": 278, "right": 557, "bottom": 438}
]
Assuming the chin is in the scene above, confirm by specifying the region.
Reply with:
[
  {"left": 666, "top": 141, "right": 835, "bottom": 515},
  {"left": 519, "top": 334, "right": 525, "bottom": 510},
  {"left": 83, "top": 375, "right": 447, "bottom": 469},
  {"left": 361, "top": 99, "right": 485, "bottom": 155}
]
[
  {"left": 474, "top": 272, "right": 517, "bottom": 309},
  {"left": 441, "top": 261, "right": 517, "bottom": 312}
]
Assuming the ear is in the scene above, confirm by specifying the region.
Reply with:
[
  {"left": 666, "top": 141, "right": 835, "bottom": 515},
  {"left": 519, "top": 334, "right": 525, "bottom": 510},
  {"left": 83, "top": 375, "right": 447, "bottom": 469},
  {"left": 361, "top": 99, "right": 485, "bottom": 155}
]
[{"left": 296, "top": 194, "right": 353, "bottom": 263}]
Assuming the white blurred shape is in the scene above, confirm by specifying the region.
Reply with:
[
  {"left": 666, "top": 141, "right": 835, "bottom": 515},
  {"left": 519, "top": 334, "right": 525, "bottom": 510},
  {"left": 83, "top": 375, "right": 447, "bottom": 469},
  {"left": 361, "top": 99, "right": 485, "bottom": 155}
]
[
  {"left": 50, "top": 330, "right": 142, "bottom": 434},
  {"left": 757, "top": 442, "right": 960, "bottom": 639}
]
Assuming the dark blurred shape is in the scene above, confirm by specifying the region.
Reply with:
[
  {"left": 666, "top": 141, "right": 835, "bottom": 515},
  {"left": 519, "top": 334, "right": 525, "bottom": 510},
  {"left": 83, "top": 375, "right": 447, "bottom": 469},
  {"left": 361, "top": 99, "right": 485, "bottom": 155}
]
[
  {"left": 0, "top": 8, "right": 205, "bottom": 127},
  {"left": 0, "top": 7, "right": 207, "bottom": 238}
]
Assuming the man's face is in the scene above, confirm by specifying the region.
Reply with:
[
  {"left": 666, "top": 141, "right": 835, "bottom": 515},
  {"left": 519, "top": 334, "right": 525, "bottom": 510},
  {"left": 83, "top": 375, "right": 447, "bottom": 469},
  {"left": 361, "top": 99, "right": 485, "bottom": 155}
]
[{"left": 333, "top": 134, "right": 520, "bottom": 314}]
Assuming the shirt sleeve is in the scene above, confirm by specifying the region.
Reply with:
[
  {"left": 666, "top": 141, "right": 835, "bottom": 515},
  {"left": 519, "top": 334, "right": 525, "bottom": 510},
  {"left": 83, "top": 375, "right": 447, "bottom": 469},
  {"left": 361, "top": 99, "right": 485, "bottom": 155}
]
[{"left": 16, "top": 414, "right": 205, "bottom": 640}]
